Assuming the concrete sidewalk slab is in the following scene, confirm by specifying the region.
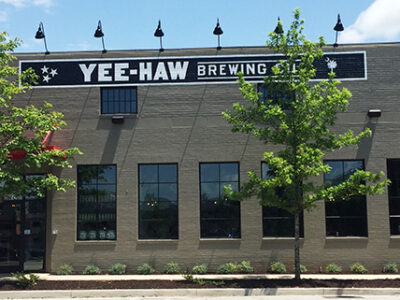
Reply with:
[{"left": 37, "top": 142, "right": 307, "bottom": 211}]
[{"left": 1, "top": 287, "right": 400, "bottom": 298}]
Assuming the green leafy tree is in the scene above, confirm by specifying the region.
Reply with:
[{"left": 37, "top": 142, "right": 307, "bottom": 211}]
[
  {"left": 0, "top": 32, "right": 81, "bottom": 198},
  {"left": 223, "top": 9, "right": 389, "bottom": 280}
]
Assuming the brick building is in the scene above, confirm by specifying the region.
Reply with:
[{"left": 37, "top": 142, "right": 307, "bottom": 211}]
[{"left": 0, "top": 42, "right": 399, "bottom": 273}]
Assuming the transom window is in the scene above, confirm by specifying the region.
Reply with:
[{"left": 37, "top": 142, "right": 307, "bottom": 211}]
[
  {"left": 77, "top": 165, "right": 116, "bottom": 241},
  {"left": 324, "top": 160, "right": 367, "bottom": 237},
  {"left": 101, "top": 87, "right": 137, "bottom": 114},
  {"left": 261, "top": 162, "right": 304, "bottom": 237},
  {"left": 139, "top": 164, "right": 178, "bottom": 239},
  {"left": 200, "top": 162, "right": 241, "bottom": 239}
]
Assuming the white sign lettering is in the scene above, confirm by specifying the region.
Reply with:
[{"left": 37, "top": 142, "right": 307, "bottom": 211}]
[
  {"left": 114, "top": 63, "right": 129, "bottom": 81},
  {"left": 98, "top": 63, "right": 112, "bottom": 82},
  {"left": 79, "top": 64, "right": 96, "bottom": 82},
  {"left": 168, "top": 61, "right": 189, "bottom": 80},
  {"left": 140, "top": 62, "right": 152, "bottom": 81},
  {"left": 21, "top": 52, "right": 366, "bottom": 87},
  {"left": 153, "top": 62, "right": 169, "bottom": 80}
]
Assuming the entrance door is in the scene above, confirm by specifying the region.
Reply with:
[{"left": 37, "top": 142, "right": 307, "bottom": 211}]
[
  {"left": 0, "top": 175, "right": 46, "bottom": 273},
  {"left": 0, "top": 201, "right": 22, "bottom": 273},
  {"left": 23, "top": 190, "right": 46, "bottom": 271}
]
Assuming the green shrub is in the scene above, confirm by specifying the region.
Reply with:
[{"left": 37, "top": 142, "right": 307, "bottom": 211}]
[
  {"left": 238, "top": 261, "right": 253, "bottom": 273},
  {"left": 325, "top": 263, "right": 342, "bottom": 273},
  {"left": 217, "top": 262, "right": 239, "bottom": 274},
  {"left": 83, "top": 265, "right": 101, "bottom": 275},
  {"left": 300, "top": 264, "right": 307, "bottom": 274},
  {"left": 182, "top": 273, "right": 194, "bottom": 281},
  {"left": 192, "top": 264, "right": 207, "bottom": 274},
  {"left": 350, "top": 263, "right": 367, "bottom": 274},
  {"left": 137, "top": 263, "right": 155, "bottom": 275},
  {"left": 163, "top": 262, "right": 180, "bottom": 274},
  {"left": 109, "top": 263, "right": 126, "bottom": 275},
  {"left": 268, "top": 261, "right": 286, "bottom": 273},
  {"left": 383, "top": 263, "right": 398, "bottom": 274},
  {"left": 195, "top": 278, "right": 207, "bottom": 286},
  {"left": 12, "top": 273, "right": 39, "bottom": 288},
  {"left": 56, "top": 264, "right": 73, "bottom": 275},
  {"left": 211, "top": 280, "right": 225, "bottom": 286}
]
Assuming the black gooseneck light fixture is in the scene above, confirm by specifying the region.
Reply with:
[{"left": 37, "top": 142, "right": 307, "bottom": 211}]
[
  {"left": 213, "top": 18, "right": 223, "bottom": 50},
  {"left": 154, "top": 20, "right": 164, "bottom": 52},
  {"left": 94, "top": 20, "right": 107, "bottom": 53},
  {"left": 35, "top": 22, "right": 50, "bottom": 55},
  {"left": 274, "top": 17, "right": 284, "bottom": 34},
  {"left": 333, "top": 14, "right": 344, "bottom": 47}
]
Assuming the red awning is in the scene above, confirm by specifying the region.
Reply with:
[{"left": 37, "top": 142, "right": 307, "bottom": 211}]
[{"left": 9, "top": 128, "right": 62, "bottom": 160}]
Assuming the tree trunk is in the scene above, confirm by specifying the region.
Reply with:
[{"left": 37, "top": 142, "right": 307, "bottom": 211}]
[{"left": 294, "top": 211, "right": 301, "bottom": 280}]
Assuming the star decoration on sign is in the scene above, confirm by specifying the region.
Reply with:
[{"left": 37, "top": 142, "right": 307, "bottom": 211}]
[
  {"left": 41, "top": 65, "right": 49, "bottom": 74},
  {"left": 40, "top": 65, "right": 59, "bottom": 84},
  {"left": 50, "top": 68, "right": 58, "bottom": 77},
  {"left": 43, "top": 75, "right": 51, "bottom": 83}
]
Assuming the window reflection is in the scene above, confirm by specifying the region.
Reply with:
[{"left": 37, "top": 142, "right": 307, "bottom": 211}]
[
  {"left": 387, "top": 159, "right": 400, "bottom": 235},
  {"left": 139, "top": 164, "right": 178, "bottom": 239},
  {"left": 77, "top": 165, "right": 116, "bottom": 241},
  {"left": 261, "top": 162, "right": 304, "bottom": 237},
  {"left": 324, "top": 160, "right": 367, "bottom": 237},
  {"left": 200, "top": 162, "right": 241, "bottom": 238}
]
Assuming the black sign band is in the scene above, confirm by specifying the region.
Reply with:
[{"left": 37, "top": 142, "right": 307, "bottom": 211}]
[{"left": 20, "top": 52, "right": 366, "bottom": 88}]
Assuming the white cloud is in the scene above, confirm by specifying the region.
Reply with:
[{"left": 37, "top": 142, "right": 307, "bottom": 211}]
[
  {"left": 0, "top": 11, "right": 7, "bottom": 22},
  {"left": 340, "top": 0, "right": 400, "bottom": 43},
  {"left": 0, "top": 0, "right": 54, "bottom": 8}
]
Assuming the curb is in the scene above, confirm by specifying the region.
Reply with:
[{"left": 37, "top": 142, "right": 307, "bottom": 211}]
[
  {"left": 16, "top": 273, "right": 400, "bottom": 281},
  {"left": 1, "top": 288, "right": 400, "bottom": 298},
  {"left": 4, "top": 273, "right": 400, "bottom": 281}
]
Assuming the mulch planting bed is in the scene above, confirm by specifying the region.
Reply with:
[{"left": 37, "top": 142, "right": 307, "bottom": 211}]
[{"left": 1, "top": 279, "right": 400, "bottom": 290}]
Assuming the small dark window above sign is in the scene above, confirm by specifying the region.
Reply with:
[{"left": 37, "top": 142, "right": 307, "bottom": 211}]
[
  {"left": 257, "top": 84, "right": 294, "bottom": 109},
  {"left": 101, "top": 87, "right": 137, "bottom": 115}
]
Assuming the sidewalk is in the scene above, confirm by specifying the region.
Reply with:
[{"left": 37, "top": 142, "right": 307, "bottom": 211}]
[
  {"left": 1, "top": 287, "right": 400, "bottom": 298},
  {"left": 1, "top": 273, "right": 400, "bottom": 298}
]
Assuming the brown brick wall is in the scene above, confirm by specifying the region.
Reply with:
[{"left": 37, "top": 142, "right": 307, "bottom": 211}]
[{"left": 14, "top": 43, "right": 400, "bottom": 273}]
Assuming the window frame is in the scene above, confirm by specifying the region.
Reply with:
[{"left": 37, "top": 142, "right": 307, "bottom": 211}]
[
  {"left": 76, "top": 164, "right": 117, "bottom": 241},
  {"left": 100, "top": 86, "right": 138, "bottom": 115},
  {"left": 199, "top": 162, "right": 241, "bottom": 239},
  {"left": 138, "top": 163, "right": 179, "bottom": 240},
  {"left": 324, "top": 159, "right": 368, "bottom": 237}
]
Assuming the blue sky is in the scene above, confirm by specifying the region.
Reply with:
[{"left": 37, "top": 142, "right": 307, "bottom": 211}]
[{"left": 0, "top": 0, "right": 398, "bottom": 53}]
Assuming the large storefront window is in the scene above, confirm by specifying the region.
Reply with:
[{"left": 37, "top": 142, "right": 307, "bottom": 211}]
[
  {"left": 139, "top": 164, "right": 178, "bottom": 239},
  {"left": 261, "top": 162, "right": 304, "bottom": 237},
  {"left": 324, "top": 160, "right": 367, "bottom": 237},
  {"left": 77, "top": 165, "right": 116, "bottom": 241},
  {"left": 200, "top": 162, "right": 241, "bottom": 238},
  {"left": 101, "top": 87, "right": 137, "bottom": 114},
  {"left": 387, "top": 159, "right": 400, "bottom": 235}
]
